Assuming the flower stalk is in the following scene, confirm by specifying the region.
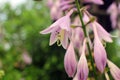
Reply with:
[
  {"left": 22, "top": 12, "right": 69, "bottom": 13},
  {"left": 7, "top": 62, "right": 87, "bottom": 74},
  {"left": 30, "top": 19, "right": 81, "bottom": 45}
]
[{"left": 75, "top": 0, "right": 97, "bottom": 79}]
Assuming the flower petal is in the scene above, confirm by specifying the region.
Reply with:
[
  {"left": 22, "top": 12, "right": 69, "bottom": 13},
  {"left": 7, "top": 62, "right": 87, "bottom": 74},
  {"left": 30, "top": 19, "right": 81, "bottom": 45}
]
[
  {"left": 59, "top": 16, "right": 71, "bottom": 31},
  {"left": 95, "top": 22, "right": 113, "bottom": 42},
  {"left": 93, "top": 24, "right": 107, "bottom": 73},
  {"left": 107, "top": 60, "right": 120, "bottom": 80},
  {"left": 77, "top": 39, "right": 89, "bottom": 80},
  {"left": 94, "top": 37, "right": 107, "bottom": 73},
  {"left": 77, "top": 53, "right": 88, "bottom": 80},
  {"left": 64, "top": 42, "right": 77, "bottom": 77},
  {"left": 49, "top": 32, "right": 58, "bottom": 45}
]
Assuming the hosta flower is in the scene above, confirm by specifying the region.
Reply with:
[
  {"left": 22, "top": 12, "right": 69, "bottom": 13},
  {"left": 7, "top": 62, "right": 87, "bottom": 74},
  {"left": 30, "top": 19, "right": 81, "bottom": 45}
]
[
  {"left": 94, "top": 22, "right": 112, "bottom": 42},
  {"left": 93, "top": 23, "right": 107, "bottom": 73},
  {"left": 84, "top": 10, "right": 112, "bottom": 42},
  {"left": 50, "top": 0, "right": 62, "bottom": 20},
  {"left": 40, "top": 10, "right": 74, "bottom": 49},
  {"left": 72, "top": 27, "right": 84, "bottom": 49},
  {"left": 76, "top": 39, "right": 89, "bottom": 80},
  {"left": 60, "top": 0, "right": 75, "bottom": 11},
  {"left": 64, "top": 42, "right": 77, "bottom": 77},
  {"left": 107, "top": 60, "right": 120, "bottom": 80},
  {"left": 107, "top": 2, "right": 119, "bottom": 28},
  {"left": 83, "top": 0, "right": 104, "bottom": 5}
]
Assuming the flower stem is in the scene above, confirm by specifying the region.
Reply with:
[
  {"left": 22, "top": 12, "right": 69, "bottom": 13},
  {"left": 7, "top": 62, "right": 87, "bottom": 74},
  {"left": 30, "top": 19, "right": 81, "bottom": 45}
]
[{"left": 75, "top": 0, "right": 97, "bottom": 79}]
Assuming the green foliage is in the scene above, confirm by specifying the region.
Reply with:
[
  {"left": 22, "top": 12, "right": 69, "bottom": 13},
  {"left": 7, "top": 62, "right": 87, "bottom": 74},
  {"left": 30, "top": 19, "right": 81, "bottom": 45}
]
[{"left": 0, "top": 2, "right": 70, "bottom": 80}]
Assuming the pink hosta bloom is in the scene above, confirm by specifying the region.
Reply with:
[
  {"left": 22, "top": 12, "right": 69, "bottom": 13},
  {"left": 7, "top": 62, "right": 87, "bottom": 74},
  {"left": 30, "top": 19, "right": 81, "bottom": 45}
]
[
  {"left": 72, "top": 27, "right": 84, "bottom": 49},
  {"left": 84, "top": 11, "right": 112, "bottom": 42},
  {"left": 47, "top": 0, "right": 53, "bottom": 8},
  {"left": 95, "top": 22, "right": 113, "bottom": 42},
  {"left": 83, "top": 0, "right": 104, "bottom": 5},
  {"left": 93, "top": 24, "right": 107, "bottom": 73},
  {"left": 40, "top": 10, "right": 74, "bottom": 49},
  {"left": 22, "top": 51, "right": 32, "bottom": 65},
  {"left": 60, "top": 0, "right": 75, "bottom": 11},
  {"left": 50, "top": 0, "right": 62, "bottom": 20},
  {"left": 76, "top": 39, "right": 89, "bottom": 80},
  {"left": 64, "top": 42, "right": 77, "bottom": 77},
  {"left": 107, "top": 60, "right": 120, "bottom": 80},
  {"left": 107, "top": 2, "right": 119, "bottom": 28}
]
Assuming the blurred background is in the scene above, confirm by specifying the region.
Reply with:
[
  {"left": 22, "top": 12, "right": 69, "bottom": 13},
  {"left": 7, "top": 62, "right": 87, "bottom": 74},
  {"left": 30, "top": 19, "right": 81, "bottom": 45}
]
[{"left": 0, "top": 0, "right": 120, "bottom": 80}]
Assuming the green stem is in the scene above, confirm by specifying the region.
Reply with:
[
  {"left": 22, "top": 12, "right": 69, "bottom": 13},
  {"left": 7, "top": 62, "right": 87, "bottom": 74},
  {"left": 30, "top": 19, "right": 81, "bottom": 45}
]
[{"left": 75, "top": 0, "right": 97, "bottom": 79}]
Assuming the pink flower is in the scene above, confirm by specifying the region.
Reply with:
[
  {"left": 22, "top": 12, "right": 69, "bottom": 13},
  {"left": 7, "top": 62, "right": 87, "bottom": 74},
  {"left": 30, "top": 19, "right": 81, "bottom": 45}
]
[
  {"left": 22, "top": 51, "right": 32, "bottom": 65},
  {"left": 107, "top": 2, "right": 118, "bottom": 28},
  {"left": 50, "top": 0, "right": 62, "bottom": 20},
  {"left": 107, "top": 60, "right": 120, "bottom": 80},
  {"left": 40, "top": 10, "right": 74, "bottom": 49},
  {"left": 72, "top": 27, "right": 84, "bottom": 49},
  {"left": 60, "top": 0, "right": 75, "bottom": 11},
  {"left": 95, "top": 22, "right": 113, "bottom": 42},
  {"left": 93, "top": 23, "right": 107, "bottom": 73},
  {"left": 83, "top": 0, "right": 104, "bottom": 5},
  {"left": 47, "top": 0, "right": 53, "bottom": 8},
  {"left": 83, "top": 11, "right": 112, "bottom": 42},
  {"left": 76, "top": 39, "right": 89, "bottom": 80},
  {"left": 64, "top": 42, "right": 77, "bottom": 77}
]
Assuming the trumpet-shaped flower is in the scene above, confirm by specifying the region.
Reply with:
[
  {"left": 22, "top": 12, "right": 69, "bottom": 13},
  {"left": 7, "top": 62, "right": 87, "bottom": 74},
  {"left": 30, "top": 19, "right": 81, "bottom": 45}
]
[
  {"left": 95, "top": 22, "right": 112, "bottom": 42},
  {"left": 107, "top": 2, "right": 119, "bottom": 28},
  {"left": 64, "top": 42, "right": 77, "bottom": 77},
  {"left": 40, "top": 10, "right": 74, "bottom": 49},
  {"left": 76, "top": 39, "right": 89, "bottom": 80},
  {"left": 107, "top": 60, "right": 120, "bottom": 80},
  {"left": 93, "top": 24, "right": 107, "bottom": 73},
  {"left": 60, "top": 0, "right": 75, "bottom": 11},
  {"left": 83, "top": 10, "right": 112, "bottom": 42},
  {"left": 72, "top": 27, "right": 84, "bottom": 49}
]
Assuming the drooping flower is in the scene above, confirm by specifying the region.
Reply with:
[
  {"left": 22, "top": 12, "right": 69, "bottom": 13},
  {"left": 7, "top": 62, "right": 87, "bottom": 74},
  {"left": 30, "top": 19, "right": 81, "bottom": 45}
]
[
  {"left": 76, "top": 39, "right": 89, "bottom": 80},
  {"left": 93, "top": 23, "right": 107, "bottom": 73},
  {"left": 83, "top": 0, "right": 104, "bottom": 5},
  {"left": 40, "top": 9, "right": 74, "bottom": 49},
  {"left": 22, "top": 51, "right": 32, "bottom": 65},
  {"left": 107, "top": 2, "right": 119, "bottom": 28},
  {"left": 95, "top": 22, "right": 113, "bottom": 42},
  {"left": 60, "top": 0, "right": 75, "bottom": 11},
  {"left": 107, "top": 60, "right": 120, "bottom": 80},
  {"left": 83, "top": 10, "right": 113, "bottom": 42},
  {"left": 64, "top": 42, "right": 77, "bottom": 77},
  {"left": 49, "top": 0, "right": 62, "bottom": 20},
  {"left": 72, "top": 27, "right": 84, "bottom": 49}
]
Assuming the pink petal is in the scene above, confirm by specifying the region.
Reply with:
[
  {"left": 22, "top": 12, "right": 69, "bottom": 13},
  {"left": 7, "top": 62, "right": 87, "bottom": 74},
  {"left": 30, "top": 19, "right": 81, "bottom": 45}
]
[
  {"left": 94, "top": 37, "right": 107, "bottom": 73},
  {"left": 95, "top": 22, "right": 113, "bottom": 42},
  {"left": 93, "top": 24, "right": 107, "bottom": 73},
  {"left": 61, "top": 4, "right": 75, "bottom": 11},
  {"left": 77, "top": 53, "right": 88, "bottom": 80},
  {"left": 40, "top": 27, "right": 55, "bottom": 34},
  {"left": 59, "top": 15, "right": 71, "bottom": 31},
  {"left": 60, "top": 0, "right": 74, "bottom": 7},
  {"left": 40, "top": 21, "right": 60, "bottom": 34},
  {"left": 77, "top": 39, "right": 89, "bottom": 80},
  {"left": 64, "top": 42, "right": 77, "bottom": 77},
  {"left": 107, "top": 2, "right": 117, "bottom": 14},
  {"left": 107, "top": 60, "right": 120, "bottom": 80},
  {"left": 49, "top": 32, "right": 58, "bottom": 45}
]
